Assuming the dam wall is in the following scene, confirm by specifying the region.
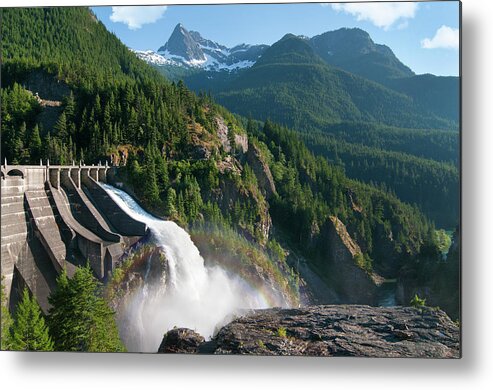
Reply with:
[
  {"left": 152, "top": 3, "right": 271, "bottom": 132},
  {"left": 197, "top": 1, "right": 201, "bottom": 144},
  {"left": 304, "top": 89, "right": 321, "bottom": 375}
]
[{"left": 1, "top": 162, "right": 146, "bottom": 313}]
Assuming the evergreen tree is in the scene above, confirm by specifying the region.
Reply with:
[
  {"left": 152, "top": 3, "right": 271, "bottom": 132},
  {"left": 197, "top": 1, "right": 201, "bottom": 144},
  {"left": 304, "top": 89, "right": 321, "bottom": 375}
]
[
  {"left": 54, "top": 111, "right": 68, "bottom": 143},
  {"left": 1, "top": 276, "right": 13, "bottom": 350},
  {"left": 164, "top": 188, "right": 177, "bottom": 218},
  {"left": 142, "top": 147, "right": 160, "bottom": 206},
  {"left": 29, "top": 124, "right": 42, "bottom": 162},
  {"left": 48, "top": 267, "right": 125, "bottom": 352},
  {"left": 155, "top": 150, "right": 169, "bottom": 195},
  {"left": 10, "top": 288, "right": 53, "bottom": 351}
]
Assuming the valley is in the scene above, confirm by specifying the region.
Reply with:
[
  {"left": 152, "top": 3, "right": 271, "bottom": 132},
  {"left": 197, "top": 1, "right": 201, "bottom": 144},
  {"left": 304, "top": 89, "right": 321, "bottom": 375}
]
[{"left": 0, "top": 6, "right": 460, "bottom": 356}]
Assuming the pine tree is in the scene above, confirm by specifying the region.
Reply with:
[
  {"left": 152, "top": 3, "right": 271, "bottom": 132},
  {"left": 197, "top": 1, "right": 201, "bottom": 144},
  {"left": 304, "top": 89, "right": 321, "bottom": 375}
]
[
  {"left": 48, "top": 267, "right": 125, "bottom": 352},
  {"left": 10, "top": 288, "right": 53, "bottom": 351},
  {"left": 29, "top": 124, "right": 42, "bottom": 162},
  {"left": 64, "top": 91, "right": 75, "bottom": 121},
  {"left": 1, "top": 276, "right": 13, "bottom": 350},
  {"left": 54, "top": 111, "right": 68, "bottom": 143},
  {"left": 142, "top": 147, "right": 160, "bottom": 206},
  {"left": 164, "top": 187, "right": 177, "bottom": 218},
  {"left": 155, "top": 150, "right": 169, "bottom": 196}
]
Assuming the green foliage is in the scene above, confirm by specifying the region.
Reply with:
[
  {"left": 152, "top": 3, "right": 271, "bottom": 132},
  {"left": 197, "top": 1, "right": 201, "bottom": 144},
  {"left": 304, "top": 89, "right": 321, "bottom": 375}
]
[
  {"left": 48, "top": 266, "right": 125, "bottom": 352},
  {"left": 257, "top": 120, "right": 435, "bottom": 269},
  {"left": 309, "top": 122, "right": 459, "bottom": 166},
  {"left": 267, "top": 239, "right": 287, "bottom": 263},
  {"left": 1, "top": 277, "right": 13, "bottom": 350},
  {"left": 434, "top": 229, "right": 453, "bottom": 254},
  {"left": 299, "top": 128, "right": 459, "bottom": 227},
  {"left": 0, "top": 83, "right": 42, "bottom": 164},
  {"left": 1, "top": 7, "right": 219, "bottom": 165},
  {"left": 276, "top": 326, "right": 287, "bottom": 338},
  {"left": 214, "top": 34, "right": 455, "bottom": 132},
  {"left": 310, "top": 28, "right": 415, "bottom": 84},
  {"left": 0, "top": 6, "right": 455, "bottom": 327},
  {"left": 142, "top": 146, "right": 161, "bottom": 207},
  {"left": 386, "top": 74, "right": 460, "bottom": 123},
  {"left": 354, "top": 253, "right": 373, "bottom": 273},
  {"left": 191, "top": 224, "right": 300, "bottom": 306},
  {"left": 107, "top": 245, "right": 159, "bottom": 302},
  {"left": 164, "top": 188, "right": 178, "bottom": 219},
  {"left": 10, "top": 288, "right": 53, "bottom": 351},
  {"left": 410, "top": 294, "right": 426, "bottom": 308}
]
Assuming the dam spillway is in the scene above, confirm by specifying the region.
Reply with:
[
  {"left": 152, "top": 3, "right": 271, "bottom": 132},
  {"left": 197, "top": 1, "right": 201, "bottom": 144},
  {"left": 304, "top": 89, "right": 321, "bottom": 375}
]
[{"left": 1, "top": 161, "right": 146, "bottom": 313}]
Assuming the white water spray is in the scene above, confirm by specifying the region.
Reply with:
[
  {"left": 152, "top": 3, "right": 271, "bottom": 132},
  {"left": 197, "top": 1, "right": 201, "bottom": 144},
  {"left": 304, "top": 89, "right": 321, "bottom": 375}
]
[{"left": 102, "top": 184, "right": 283, "bottom": 352}]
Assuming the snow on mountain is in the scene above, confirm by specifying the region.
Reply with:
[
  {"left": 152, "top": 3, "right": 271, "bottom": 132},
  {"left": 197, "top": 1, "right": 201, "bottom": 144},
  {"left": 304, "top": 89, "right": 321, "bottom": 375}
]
[{"left": 134, "top": 23, "right": 267, "bottom": 72}]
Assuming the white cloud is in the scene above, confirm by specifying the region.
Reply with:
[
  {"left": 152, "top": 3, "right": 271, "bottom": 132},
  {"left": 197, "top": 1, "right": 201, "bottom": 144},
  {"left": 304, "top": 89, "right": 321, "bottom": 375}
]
[
  {"left": 330, "top": 3, "right": 418, "bottom": 30},
  {"left": 421, "top": 25, "right": 459, "bottom": 49},
  {"left": 397, "top": 20, "right": 409, "bottom": 30},
  {"left": 110, "top": 6, "right": 167, "bottom": 30}
]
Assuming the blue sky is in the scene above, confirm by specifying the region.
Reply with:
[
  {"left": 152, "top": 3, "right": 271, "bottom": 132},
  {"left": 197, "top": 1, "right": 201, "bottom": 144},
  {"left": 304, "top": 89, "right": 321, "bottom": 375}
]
[{"left": 92, "top": 1, "right": 460, "bottom": 76}]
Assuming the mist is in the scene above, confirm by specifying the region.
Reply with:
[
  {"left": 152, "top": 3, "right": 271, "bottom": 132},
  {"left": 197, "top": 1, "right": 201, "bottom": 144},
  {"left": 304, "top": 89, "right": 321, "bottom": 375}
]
[{"left": 103, "top": 184, "right": 288, "bottom": 352}]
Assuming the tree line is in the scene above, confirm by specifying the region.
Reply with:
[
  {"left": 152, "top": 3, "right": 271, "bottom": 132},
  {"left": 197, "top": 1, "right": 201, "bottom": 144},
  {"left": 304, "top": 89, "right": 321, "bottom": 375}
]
[{"left": 1, "top": 268, "right": 124, "bottom": 352}]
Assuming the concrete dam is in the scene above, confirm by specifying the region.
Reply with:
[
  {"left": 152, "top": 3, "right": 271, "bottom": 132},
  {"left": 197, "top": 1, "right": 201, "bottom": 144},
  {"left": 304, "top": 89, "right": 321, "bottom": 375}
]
[{"left": 1, "top": 161, "right": 147, "bottom": 313}]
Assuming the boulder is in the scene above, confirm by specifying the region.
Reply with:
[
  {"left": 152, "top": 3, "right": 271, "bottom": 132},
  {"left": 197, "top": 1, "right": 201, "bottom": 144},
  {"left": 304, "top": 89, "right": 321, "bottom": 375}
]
[{"left": 158, "top": 328, "right": 205, "bottom": 354}]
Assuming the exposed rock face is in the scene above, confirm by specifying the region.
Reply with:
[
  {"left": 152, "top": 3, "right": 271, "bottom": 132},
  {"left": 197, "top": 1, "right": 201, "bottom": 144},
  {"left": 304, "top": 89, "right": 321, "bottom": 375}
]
[
  {"left": 158, "top": 23, "right": 206, "bottom": 62},
  {"left": 214, "top": 172, "right": 272, "bottom": 245},
  {"left": 316, "top": 216, "right": 382, "bottom": 304},
  {"left": 329, "top": 216, "right": 362, "bottom": 258},
  {"left": 24, "top": 69, "right": 71, "bottom": 101},
  {"left": 234, "top": 134, "right": 248, "bottom": 154},
  {"left": 153, "top": 23, "right": 268, "bottom": 69},
  {"left": 245, "top": 142, "right": 276, "bottom": 199},
  {"left": 215, "top": 117, "right": 232, "bottom": 153},
  {"left": 215, "top": 116, "right": 248, "bottom": 155},
  {"left": 22, "top": 70, "right": 69, "bottom": 132},
  {"left": 159, "top": 305, "right": 459, "bottom": 358},
  {"left": 158, "top": 328, "right": 205, "bottom": 354}
]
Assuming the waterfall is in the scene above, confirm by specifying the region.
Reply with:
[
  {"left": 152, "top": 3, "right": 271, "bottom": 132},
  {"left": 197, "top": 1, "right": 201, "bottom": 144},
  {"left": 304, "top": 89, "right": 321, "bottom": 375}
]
[{"left": 102, "top": 184, "right": 279, "bottom": 352}]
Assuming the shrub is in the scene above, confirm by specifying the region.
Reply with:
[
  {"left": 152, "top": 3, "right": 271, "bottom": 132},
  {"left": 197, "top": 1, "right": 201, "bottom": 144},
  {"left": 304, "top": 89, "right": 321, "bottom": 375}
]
[
  {"left": 276, "top": 326, "right": 287, "bottom": 338},
  {"left": 410, "top": 294, "right": 426, "bottom": 308}
]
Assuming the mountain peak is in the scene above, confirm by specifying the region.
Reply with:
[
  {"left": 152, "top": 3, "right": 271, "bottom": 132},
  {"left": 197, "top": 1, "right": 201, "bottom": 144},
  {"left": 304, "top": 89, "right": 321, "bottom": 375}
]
[
  {"left": 255, "top": 33, "right": 322, "bottom": 67},
  {"left": 158, "top": 23, "right": 206, "bottom": 63},
  {"left": 151, "top": 23, "right": 268, "bottom": 70},
  {"left": 309, "top": 27, "right": 414, "bottom": 82}
]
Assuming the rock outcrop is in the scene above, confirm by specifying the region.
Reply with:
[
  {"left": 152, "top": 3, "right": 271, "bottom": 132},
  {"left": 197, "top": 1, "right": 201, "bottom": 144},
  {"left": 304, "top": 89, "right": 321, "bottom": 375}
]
[
  {"left": 158, "top": 305, "right": 460, "bottom": 358},
  {"left": 315, "top": 216, "right": 383, "bottom": 304},
  {"left": 245, "top": 142, "right": 276, "bottom": 199},
  {"left": 215, "top": 116, "right": 248, "bottom": 155},
  {"left": 158, "top": 328, "right": 205, "bottom": 354},
  {"left": 215, "top": 116, "right": 232, "bottom": 153}
]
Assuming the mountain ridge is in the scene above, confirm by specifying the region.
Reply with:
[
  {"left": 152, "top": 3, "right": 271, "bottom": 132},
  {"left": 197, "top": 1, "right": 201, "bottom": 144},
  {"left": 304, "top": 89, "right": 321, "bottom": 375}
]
[
  {"left": 213, "top": 34, "right": 454, "bottom": 130},
  {"left": 137, "top": 23, "right": 268, "bottom": 71},
  {"left": 135, "top": 23, "right": 459, "bottom": 127}
]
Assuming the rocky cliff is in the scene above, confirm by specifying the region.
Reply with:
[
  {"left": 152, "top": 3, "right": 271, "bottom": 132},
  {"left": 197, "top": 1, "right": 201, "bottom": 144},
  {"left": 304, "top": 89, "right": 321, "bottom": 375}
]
[
  {"left": 314, "top": 216, "right": 383, "bottom": 304},
  {"left": 158, "top": 305, "right": 460, "bottom": 358},
  {"left": 245, "top": 142, "right": 276, "bottom": 199}
]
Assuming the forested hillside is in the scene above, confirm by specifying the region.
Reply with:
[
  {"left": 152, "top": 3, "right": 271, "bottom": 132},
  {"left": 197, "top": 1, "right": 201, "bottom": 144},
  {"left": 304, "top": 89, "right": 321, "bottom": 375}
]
[
  {"left": 309, "top": 27, "right": 415, "bottom": 84},
  {"left": 316, "top": 122, "right": 459, "bottom": 165},
  {"left": 300, "top": 130, "right": 459, "bottom": 227},
  {"left": 211, "top": 34, "right": 455, "bottom": 131}
]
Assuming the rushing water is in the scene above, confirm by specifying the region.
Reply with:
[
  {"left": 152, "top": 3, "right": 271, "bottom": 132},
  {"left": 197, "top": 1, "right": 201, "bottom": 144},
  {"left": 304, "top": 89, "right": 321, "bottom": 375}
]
[
  {"left": 376, "top": 281, "right": 397, "bottom": 307},
  {"left": 102, "top": 184, "right": 280, "bottom": 352}
]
